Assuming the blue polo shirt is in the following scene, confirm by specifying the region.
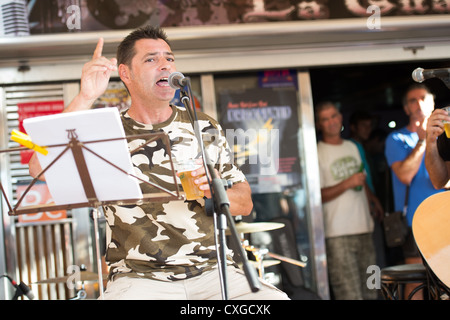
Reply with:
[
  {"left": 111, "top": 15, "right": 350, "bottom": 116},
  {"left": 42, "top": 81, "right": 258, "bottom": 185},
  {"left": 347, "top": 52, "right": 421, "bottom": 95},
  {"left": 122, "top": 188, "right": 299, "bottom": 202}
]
[{"left": 385, "top": 127, "right": 444, "bottom": 226}]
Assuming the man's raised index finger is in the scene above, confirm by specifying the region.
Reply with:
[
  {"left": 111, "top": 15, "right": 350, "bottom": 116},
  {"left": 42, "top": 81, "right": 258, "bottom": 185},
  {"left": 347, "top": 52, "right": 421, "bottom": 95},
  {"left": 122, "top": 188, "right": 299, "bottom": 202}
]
[{"left": 92, "top": 37, "right": 104, "bottom": 59}]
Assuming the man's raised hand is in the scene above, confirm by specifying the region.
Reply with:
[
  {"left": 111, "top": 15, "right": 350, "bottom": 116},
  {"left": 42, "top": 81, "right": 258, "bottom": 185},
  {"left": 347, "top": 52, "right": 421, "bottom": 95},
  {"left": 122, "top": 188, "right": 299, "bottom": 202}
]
[{"left": 78, "top": 38, "right": 118, "bottom": 107}]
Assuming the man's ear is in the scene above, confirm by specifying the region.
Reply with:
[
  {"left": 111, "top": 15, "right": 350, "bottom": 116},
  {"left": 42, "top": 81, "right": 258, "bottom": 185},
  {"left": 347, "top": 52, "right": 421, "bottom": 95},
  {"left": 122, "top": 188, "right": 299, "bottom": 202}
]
[
  {"left": 118, "top": 64, "right": 131, "bottom": 85},
  {"left": 403, "top": 104, "right": 410, "bottom": 116}
]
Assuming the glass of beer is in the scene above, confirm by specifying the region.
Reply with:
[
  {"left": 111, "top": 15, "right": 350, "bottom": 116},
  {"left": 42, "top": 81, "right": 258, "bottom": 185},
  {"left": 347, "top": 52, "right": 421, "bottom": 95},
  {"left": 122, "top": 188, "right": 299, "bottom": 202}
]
[
  {"left": 444, "top": 106, "right": 450, "bottom": 138},
  {"left": 176, "top": 158, "right": 204, "bottom": 200}
]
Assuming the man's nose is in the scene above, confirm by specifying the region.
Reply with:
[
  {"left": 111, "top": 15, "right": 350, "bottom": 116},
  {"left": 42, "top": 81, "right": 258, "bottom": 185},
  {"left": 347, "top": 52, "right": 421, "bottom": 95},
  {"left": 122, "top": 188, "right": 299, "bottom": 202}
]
[{"left": 159, "top": 59, "right": 171, "bottom": 71}]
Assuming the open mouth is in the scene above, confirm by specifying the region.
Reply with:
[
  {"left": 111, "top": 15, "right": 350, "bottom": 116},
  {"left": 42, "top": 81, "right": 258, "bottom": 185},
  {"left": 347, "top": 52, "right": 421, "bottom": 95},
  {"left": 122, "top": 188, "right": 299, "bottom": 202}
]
[{"left": 156, "top": 77, "right": 169, "bottom": 86}]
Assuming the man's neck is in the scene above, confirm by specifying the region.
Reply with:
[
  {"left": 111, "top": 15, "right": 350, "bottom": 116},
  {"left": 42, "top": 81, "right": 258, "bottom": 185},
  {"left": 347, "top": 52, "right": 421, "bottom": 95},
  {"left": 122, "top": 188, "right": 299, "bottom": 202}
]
[
  {"left": 127, "top": 102, "right": 172, "bottom": 125},
  {"left": 406, "top": 121, "right": 419, "bottom": 133},
  {"left": 323, "top": 135, "right": 343, "bottom": 145}
]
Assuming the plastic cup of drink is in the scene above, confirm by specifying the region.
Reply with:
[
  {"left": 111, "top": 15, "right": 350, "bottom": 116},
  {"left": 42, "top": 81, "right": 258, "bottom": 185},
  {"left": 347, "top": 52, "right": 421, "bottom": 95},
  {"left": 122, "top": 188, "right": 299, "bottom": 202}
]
[
  {"left": 443, "top": 106, "right": 450, "bottom": 138},
  {"left": 176, "top": 158, "right": 204, "bottom": 200}
]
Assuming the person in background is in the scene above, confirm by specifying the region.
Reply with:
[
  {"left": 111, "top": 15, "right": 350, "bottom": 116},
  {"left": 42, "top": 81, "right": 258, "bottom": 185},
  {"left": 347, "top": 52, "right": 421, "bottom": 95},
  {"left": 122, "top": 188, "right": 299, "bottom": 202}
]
[
  {"left": 349, "top": 111, "right": 383, "bottom": 217},
  {"left": 316, "top": 101, "right": 377, "bottom": 300},
  {"left": 384, "top": 83, "right": 445, "bottom": 298},
  {"left": 349, "top": 111, "right": 375, "bottom": 191},
  {"left": 349, "top": 111, "right": 385, "bottom": 269}
]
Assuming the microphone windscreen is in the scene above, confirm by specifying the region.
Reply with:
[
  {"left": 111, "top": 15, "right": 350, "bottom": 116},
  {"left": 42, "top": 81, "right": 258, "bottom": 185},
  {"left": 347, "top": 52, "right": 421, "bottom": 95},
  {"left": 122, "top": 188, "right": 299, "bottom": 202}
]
[{"left": 412, "top": 67, "right": 424, "bottom": 83}]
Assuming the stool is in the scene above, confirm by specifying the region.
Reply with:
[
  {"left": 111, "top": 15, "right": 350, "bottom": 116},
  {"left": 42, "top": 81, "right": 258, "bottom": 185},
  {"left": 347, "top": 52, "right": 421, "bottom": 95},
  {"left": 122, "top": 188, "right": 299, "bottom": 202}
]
[{"left": 381, "top": 264, "right": 428, "bottom": 300}]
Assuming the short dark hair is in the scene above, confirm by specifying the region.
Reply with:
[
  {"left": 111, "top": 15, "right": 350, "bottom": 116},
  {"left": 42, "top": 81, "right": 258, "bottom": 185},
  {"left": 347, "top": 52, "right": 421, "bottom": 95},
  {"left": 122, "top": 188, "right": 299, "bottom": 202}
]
[
  {"left": 117, "top": 25, "right": 171, "bottom": 67},
  {"left": 314, "top": 101, "right": 338, "bottom": 122}
]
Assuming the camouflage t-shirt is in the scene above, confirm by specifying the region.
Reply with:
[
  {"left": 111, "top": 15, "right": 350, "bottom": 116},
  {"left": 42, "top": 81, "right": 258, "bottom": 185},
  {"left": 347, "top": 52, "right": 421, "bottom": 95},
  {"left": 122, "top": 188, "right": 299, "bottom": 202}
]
[{"left": 104, "top": 105, "right": 246, "bottom": 281}]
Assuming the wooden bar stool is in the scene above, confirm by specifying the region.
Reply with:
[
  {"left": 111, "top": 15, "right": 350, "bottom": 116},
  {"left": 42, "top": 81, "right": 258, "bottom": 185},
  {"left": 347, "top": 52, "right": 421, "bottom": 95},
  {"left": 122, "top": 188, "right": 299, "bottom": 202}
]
[{"left": 380, "top": 263, "right": 428, "bottom": 300}]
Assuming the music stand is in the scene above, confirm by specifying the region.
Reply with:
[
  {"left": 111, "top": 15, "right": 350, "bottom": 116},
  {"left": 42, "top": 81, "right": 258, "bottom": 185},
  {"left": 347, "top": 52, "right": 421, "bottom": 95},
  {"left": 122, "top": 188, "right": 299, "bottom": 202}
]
[{"left": 0, "top": 108, "right": 183, "bottom": 299}]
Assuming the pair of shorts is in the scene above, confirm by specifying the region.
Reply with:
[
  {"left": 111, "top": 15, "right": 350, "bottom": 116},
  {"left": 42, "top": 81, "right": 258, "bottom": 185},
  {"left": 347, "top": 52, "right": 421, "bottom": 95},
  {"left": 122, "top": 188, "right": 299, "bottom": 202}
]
[
  {"left": 102, "top": 265, "right": 290, "bottom": 300},
  {"left": 325, "top": 233, "right": 378, "bottom": 300}
]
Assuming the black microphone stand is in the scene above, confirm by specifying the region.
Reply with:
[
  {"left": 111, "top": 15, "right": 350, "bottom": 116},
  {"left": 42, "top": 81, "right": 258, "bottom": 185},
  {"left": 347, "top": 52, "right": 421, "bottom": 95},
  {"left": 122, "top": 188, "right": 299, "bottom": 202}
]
[
  {"left": 1, "top": 275, "right": 33, "bottom": 300},
  {"left": 178, "top": 79, "right": 260, "bottom": 300}
]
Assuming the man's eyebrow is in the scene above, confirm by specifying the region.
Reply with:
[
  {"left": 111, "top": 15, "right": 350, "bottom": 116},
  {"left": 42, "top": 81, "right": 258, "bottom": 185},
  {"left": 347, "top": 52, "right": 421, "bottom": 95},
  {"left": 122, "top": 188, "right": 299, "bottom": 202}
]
[{"left": 142, "top": 51, "right": 175, "bottom": 60}]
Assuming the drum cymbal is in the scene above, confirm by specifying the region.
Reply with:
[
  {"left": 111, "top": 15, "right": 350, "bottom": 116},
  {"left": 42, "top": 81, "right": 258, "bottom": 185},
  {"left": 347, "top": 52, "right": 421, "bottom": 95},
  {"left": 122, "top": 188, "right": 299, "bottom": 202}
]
[
  {"left": 34, "top": 271, "right": 107, "bottom": 284},
  {"left": 226, "top": 222, "right": 285, "bottom": 235}
]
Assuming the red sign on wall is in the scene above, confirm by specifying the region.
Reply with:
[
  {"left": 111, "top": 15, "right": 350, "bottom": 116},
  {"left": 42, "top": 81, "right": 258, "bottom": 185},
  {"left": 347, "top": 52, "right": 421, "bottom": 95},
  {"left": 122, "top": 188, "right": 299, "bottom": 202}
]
[{"left": 17, "top": 100, "right": 64, "bottom": 164}]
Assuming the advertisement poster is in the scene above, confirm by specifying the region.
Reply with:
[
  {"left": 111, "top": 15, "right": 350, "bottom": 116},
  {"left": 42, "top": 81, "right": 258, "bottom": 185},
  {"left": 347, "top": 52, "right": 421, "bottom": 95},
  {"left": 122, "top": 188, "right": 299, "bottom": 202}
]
[
  {"left": 93, "top": 81, "right": 131, "bottom": 112},
  {"left": 2, "top": 0, "right": 448, "bottom": 36},
  {"left": 219, "top": 85, "right": 301, "bottom": 193}
]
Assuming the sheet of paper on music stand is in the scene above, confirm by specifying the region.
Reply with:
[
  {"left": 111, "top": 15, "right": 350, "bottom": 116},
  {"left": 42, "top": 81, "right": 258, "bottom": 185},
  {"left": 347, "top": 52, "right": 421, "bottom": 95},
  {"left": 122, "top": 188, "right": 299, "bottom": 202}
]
[{"left": 23, "top": 108, "right": 142, "bottom": 205}]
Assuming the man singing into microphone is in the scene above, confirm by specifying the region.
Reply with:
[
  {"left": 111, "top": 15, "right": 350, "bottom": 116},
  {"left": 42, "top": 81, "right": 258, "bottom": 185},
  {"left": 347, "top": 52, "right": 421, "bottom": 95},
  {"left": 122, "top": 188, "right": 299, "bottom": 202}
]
[{"left": 28, "top": 25, "right": 288, "bottom": 300}]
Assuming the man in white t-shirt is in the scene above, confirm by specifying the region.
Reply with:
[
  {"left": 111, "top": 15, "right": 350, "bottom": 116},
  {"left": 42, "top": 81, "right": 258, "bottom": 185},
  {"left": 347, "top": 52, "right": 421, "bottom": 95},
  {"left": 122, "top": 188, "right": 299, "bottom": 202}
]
[{"left": 316, "top": 101, "right": 377, "bottom": 300}]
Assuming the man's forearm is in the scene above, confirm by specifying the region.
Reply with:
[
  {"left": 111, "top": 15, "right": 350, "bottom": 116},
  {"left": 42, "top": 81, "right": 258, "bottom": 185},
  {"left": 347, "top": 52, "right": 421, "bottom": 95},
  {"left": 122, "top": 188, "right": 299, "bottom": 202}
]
[
  {"left": 63, "top": 93, "right": 96, "bottom": 113},
  {"left": 226, "top": 181, "right": 253, "bottom": 216},
  {"left": 321, "top": 179, "right": 350, "bottom": 203},
  {"left": 425, "top": 141, "right": 450, "bottom": 189},
  {"left": 391, "top": 140, "right": 425, "bottom": 185},
  {"left": 28, "top": 152, "right": 45, "bottom": 180}
]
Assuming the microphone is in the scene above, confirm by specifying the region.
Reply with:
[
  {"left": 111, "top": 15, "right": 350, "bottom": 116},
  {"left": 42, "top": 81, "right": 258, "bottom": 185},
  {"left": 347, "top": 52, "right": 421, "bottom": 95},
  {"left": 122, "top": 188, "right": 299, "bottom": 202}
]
[
  {"left": 168, "top": 72, "right": 188, "bottom": 89},
  {"left": 412, "top": 67, "right": 450, "bottom": 83}
]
